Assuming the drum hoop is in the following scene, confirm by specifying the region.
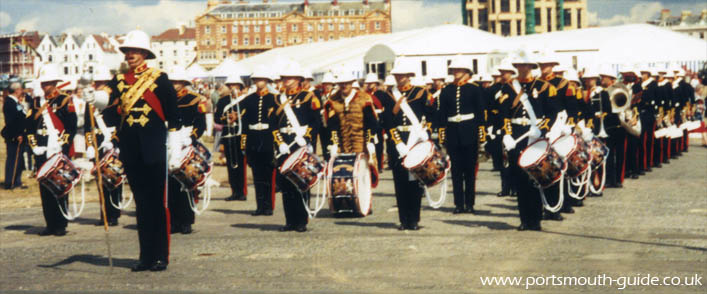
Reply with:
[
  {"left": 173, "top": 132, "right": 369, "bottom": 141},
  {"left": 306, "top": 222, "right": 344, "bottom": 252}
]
[
  {"left": 551, "top": 134, "right": 577, "bottom": 158},
  {"left": 37, "top": 153, "right": 63, "bottom": 179},
  {"left": 179, "top": 148, "right": 196, "bottom": 168},
  {"left": 518, "top": 139, "right": 550, "bottom": 169},
  {"left": 403, "top": 140, "right": 434, "bottom": 170},
  {"left": 279, "top": 147, "right": 305, "bottom": 174}
]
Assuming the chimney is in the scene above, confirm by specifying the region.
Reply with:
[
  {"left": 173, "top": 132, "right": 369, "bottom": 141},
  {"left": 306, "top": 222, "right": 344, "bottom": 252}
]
[
  {"left": 304, "top": 0, "right": 309, "bottom": 6},
  {"left": 332, "top": 0, "right": 338, "bottom": 5},
  {"left": 178, "top": 24, "right": 185, "bottom": 35},
  {"left": 701, "top": 9, "right": 707, "bottom": 23},
  {"left": 660, "top": 9, "right": 671, "bottom": 23},
  {"left": 363, "top": 0, "right": 368, "bottom": 5},
  {"left": 681, "top": 10, "right": 692, "bottom": 23},
  {"left": 263, "top": 0, "right": 268, "bottom": 3}
]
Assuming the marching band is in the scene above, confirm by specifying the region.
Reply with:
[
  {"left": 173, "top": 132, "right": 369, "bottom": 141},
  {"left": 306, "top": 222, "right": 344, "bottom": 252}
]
[{"left": 3, "top": 29, "right": 703, "bottom": 272}]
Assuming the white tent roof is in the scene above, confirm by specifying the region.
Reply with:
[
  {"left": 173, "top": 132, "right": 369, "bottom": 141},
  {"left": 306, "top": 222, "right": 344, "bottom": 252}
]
[
  {"left": 510, "top": 24, "right": 707, "bottom": 67},
  {"left": 210, "top": 58, "right": 250, "bottom": 78},
  {"left": 377, "top": 24, "right": 511, "bottom": 56},
  {"left": 185, "top": 63, "right": 209, "bottom": 79}
]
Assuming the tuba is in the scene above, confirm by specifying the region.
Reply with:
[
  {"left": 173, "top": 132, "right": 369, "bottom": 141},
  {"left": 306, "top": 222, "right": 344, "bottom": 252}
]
[{"left": 607, "top": 82, "right": 631, "bottom": 114}]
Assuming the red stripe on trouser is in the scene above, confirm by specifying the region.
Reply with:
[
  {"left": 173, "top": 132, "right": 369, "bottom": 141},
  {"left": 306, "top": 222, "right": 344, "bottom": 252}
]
[
  {"left": 242, "top": 156, "right": 248, "bottom": 196},
  {"left": 163, "top": 179, "right": 171, "bottom": 262},
  {"left": 271, "top": 168, "right": 277, "bottom": 210},
  {"left": 649, "top": 122, "right": 655, "bottom": 167},
  {"left": 666, "top": 138, "right": 671, "bottom": 159},
  {"left": 685, "top": 134, "right": 689, "bottom": 151},
  {"left": 620, "top": 137, "right": 627, "bottom": 183}
]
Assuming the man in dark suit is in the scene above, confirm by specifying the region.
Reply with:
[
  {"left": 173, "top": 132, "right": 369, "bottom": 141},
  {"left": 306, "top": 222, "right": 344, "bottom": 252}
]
[{"left": 2, "top": 81, "right": 28, "bottom": 189}]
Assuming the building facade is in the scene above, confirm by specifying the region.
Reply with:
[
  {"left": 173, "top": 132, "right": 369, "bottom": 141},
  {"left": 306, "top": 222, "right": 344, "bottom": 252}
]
[
  {"left": 152, "top": 25, "right": 198, "bottom": 71},
  {"left": 195, "top": 0, "right": 391, "bottom": 69},
  {"left": 650, "top": 9, "right": 707, "bottom": 40},
  {"left": 464, "top": 0, "right": 587, "bottom": 36},
  {"left": 0, "top": 31, "right": 42, "bottom": 79},
  {"left": 34, "top": 33, "right": 123, "bottom": 82}
]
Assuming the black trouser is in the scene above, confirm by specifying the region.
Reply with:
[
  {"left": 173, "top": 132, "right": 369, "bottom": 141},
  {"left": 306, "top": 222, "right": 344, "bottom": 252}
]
[
  {"left": 375, "top": 130, "right": 384, "bottom": 171},
  {"left": 606, "top": 129, "right": 627, "bottom": 186},
  {"left": 500, "top": 165, "right": 514, "bottom": 195},
  {"left": 36, "top": 154, "right": 68, "bottom": 231},
  {"left": 277, "top": 172, "right": 309, "bottom": 227},
  {"left": 626, "top": 134, "right": 641, "bottom": 177},
  {"left": 223, "top": 136, "right": 247, "bottom": 198},
  {"left": 123, "top": 158, "right": 170, "bottom": 264},
  {"left": 168, "top": 177, "right": 194, "bottom": 229},
  {"left": 100, "top": 184, "right": 122, "bottom": 221},
  {"left": 247, "top": 150, "right": 275, "bottom": 212},
  {"left": 391, "top": 159, "right": 423, "bottom": 226},
  {"left": 447, "top": 141, "right": 478, "bottom": 210},
  {"left": 319, "top": 130, "right": 331, "bottom": 161},
  {"left": 4, "top": 141, "right": 24, "bottom": 188},
  {"left": 662, "top": 137, "right": 670, "bottom": 162},
  {"left": 653, "top": 128, "right": 663, "bottom": 166},
  {"left": 508, "top": 132, "right": 542, "bottom": 227},
  {"left": 639, "top": 118, "right": 654, "bottom": 171},
  {"left": 487, "top": 137, "right": 504, "bottom": 171}
]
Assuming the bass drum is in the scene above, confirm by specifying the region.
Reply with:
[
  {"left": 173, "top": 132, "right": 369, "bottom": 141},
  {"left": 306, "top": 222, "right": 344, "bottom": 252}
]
[{"left": 327, "top": 153, "right": 372, "bottom": 217}]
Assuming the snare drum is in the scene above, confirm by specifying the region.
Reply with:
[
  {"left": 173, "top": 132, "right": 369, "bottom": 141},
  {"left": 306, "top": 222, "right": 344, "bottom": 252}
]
[
  {"left": 402, "top": 140, "right": 450, "bottom": 187},
  {"left": 588, "top": 137, "right": 609, "bottom": 169},
  {"left": 37, "top": 153, "right": 82, "bottom": 198},
  {"left": 171, "top": 141, "right": 213, "bottom": 191},
  {"left": 91, "top": 149, "right": 125, "bottom": 191},
  {"left": 518, "top": 139, "right": 565, "bottom": 188},
  {"left": 280, "top": 147, "right": 326, "bottom": 193},
  {"left": 327, "top": 153, "right": 372, "bottom": 216},
  {"left": 551, "top": 134, "right": 592, "bottom": 178}
]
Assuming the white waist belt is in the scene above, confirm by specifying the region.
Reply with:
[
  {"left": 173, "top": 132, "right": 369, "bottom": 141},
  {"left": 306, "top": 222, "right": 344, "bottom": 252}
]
[
  {"left": 511, "top": 118, "right": 530, "bottom": 126},
  {"left": 396, "top": 125, "right": 412, "bottom": 132},
  {"left": 249, "top": 123, "right": 270, "bottom": 131},
  {"left": 447, "top": 113, "right": 475, "bottom": 123}
]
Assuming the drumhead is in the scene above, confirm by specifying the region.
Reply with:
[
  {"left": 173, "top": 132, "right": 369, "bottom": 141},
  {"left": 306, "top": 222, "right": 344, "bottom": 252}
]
[
  {"left": 37, "top": 153, "right": 62, "bottom": 179},
  {"left": 280, "top": 147, "right": 305, "bottom": 173},
  {"left": 518, "top": 139, "right": 549, "bottom": 168},
  {"left": 403, "top": 141, "right": 432, "bottom": 169},
  {"left": 354, "top": 154, "right": 372, "bottom": 216},
  {"left": 552, "top": 135, "right": 576, "bottom": 158}
]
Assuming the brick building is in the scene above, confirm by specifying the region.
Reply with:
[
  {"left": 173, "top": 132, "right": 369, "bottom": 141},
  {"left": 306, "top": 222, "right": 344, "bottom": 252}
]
[
  {"left": 464, "top": 0, "right": 588, "bottom": 36},
  {"left": 0, "top": 31, "right": 42, "bottom": 79},
  {"left": 195, "top": 0, "right": 391, "bottom": 69}
]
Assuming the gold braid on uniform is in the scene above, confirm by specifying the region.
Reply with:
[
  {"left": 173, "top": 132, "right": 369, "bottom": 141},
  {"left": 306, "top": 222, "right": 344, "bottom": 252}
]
[
  {"left": 330, "top": 130, "right": 340, "bottom": 147},
  {"left": 240, "top": 134, "right": 247, "bottom": 150},
  {"left": 389, "top": 128, "right": 403, "bottom": 145},
  {"left": 365, "top": 129, "right": 375, "bottom": 145},
  {"left": 503, "top": 118, "right": 513, "bottom": 135},
  {"left": 85, "top": 132, "right": 95, "bottom": 147},
  {"left": 438, "top": 127, "right": 446, "bottom": 145},
  {"left": 272, "top": 130, "right": 285, "bottom": 146},
  {"left": 478, "top": 126, "right": 487, "bottom": 143},
  {"left": 27, "top": 134, "right": 37, "bottom": 148}
]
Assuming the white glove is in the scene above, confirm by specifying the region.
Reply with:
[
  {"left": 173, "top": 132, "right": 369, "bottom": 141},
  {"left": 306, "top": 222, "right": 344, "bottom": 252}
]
[
  {"left": 85, "top": 146, "right": 96, "bottom": 159},
  {"left": 561, "top": 124, "right": 572, "bottom": 136},
  {"left": 366, "top": 142, "right": 376, "bottom": 156},
  {"left": 295, "top": 126, "right": 307, "bottom": 138},
  {"left": 577, "top": 120, "right": 586, "bottom": 129},
  {"left": 582, "top": 130, "right": 594, "bottom": 142},
  {"left": 99, "top": 140, "right": 113, "bottom": 151},
  {"left": 528, "top": 127, "right": 542, "bottom": 142},
  {"left": 415, "top": 125, "right": 429, "bottom": 142},
  {"left": 168, "top": 150, "right": 183, "bottom": 171},
  {"left": 502, "top": 134, "right": 516, "bottom": 151},
  {"left": 328, "top": 145, "right": 338, "bottom": 158},
  {"left": 32, "top": 146, "right": 47, "bottom": 156},
  {"left": 181, "top": 135, "right": 193, "bottom": 147},
  {"left": 278, "top": 143, "right": 290, "bottom": 155},
  {"left": 546, "top": 129, "right": 561, "bottom": 143},
  {"left": 295, "top": 136, "right": 306, "bottom": 147},
  {"left": 46, "top": 144, "right": 61, "bottom": 157},
  {"left": 395, "top": 143, "right": 408, "bottom": 157}
]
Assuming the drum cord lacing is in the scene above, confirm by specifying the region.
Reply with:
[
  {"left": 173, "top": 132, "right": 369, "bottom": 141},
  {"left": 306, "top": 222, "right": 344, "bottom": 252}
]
[
  {"left": 537, "top": 169, "right": 565, "bottom": 213},
  {"left": 185, "top": 177, "right": 217, "bottom": 216},
  {"left": 303, "top": 173, "right": 327, "bottom": 218},
  {"left": 58, "top": 172, "right": 86, "bottom": 221},
  {"left": 568, "top": 168, "right": 591, "bottom": 200},
  {"left": 109, "top": 182, "right": 133, "bottom": 210},
  {"left": 588, "top": 161, "right": 607, "bottom": 195},
  {"left": 424, "top": 170, "right": 448, "bottom": 209}
]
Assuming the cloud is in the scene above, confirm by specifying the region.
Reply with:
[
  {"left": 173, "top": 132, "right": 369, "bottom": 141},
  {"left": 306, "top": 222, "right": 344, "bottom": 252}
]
[
  {"left": 14, "top": 16, "right": 39, "bottom": 32},
  {"left": 0, "top": 11, "right": 11, "bottom": 28},
  {"left": 591, "top": 1, "right": 664, "bottom": 26},
  {"left": 392, "top": 0, "right": 462, "bottom": 32}
]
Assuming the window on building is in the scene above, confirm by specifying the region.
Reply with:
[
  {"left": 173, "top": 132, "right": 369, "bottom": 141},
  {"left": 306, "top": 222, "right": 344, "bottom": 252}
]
[
  {"left": 501, "top": 0, "right": 510, "bottom": 12},
  {"left": 233, "top": 38, "right": 238, "bottom": 45},
  {"left": 244, "top": 38, "right": 249, "bottom": 45},
  {"left": 577, "top": 9, "right": 583, "bottom": 28},
  {"left": 221, "top": 25, "right": 226, "bottom": 33},
  {"left": 75, "top": 54, "right": 78, "bottom": 60},
  {"left": 516, "top": 0, "right": 521, "bottom": 13},
  {"left": 89, "top": 66, "right": 93, "bottom": 74},
  {"left": 254, "top": 25, "right": 260, "bottom": 32},
  {"left": 360, "top": 23, "right": 365, "bottom": 30},
  {"left": 243, "top": 25, "right": 249, "bottom": 33},
  {"left": 564, "top": 9, "right": 572, "bottom": 26},
  {"left": 292, "top": 24, "right": 298, "bottom": 32},
  {"left": 491, "top": 0, "right": 495, "bottom": 13},
  {"left": 375, "top": 22, "right": 381, "bottom": 30},
  {"left": 318, "top": 35, "right": 324, "bottom": 42},
  {"left": 221, "top": 39, "right": 227, "bottom": 46},
  {"left": 232, "top": 24, "right": 238, "bottom": 32},
  {"left": 479, "top": 8, "right": 488, "bottom": 31},
  {"left": 159, "top": 50, "right": 163, "bottom": 57},
  {"left": 308, "top": 36, "right": 313, "bottom": 43},
  {"left": 48, "top": 55, "right": 53, "bottom": 62},
  {"left": 317, "top": 11, "right": 323, "bottom": 17},
  {"left": 547, "top": 8, "right": 552, "bottom": 32},
  {"left": 318, "top": 23, "right": 323, "bottom": 31},
  {"left": 534, "top": 8, "right": 541, "bottom": 28},
  {"left": 349, "top": 23, "right": 355, "bottom": 30},
  {"left": 517, "top": 20, "right": 522, "bottom": 35},
  {"left": 64, "top": 55, "right": 68, "bottom": 62},
  {"left": 276, "top": 24, "right": 282, "bottom": 32},
  {"left": 88, "top": 54, "right": 93, "bottom": 61},
  {"left": 328, "top": 23, "right": 334, "bottom": 30},
  {"left": 276, "top": 37, "right": 282, "bottom": 45},
  {"left": 64, "top": 67, "right": 69, "bottom": 75},
  {"left": 255, "top": 37, "right": 260, "bottom": 45},
  {"left": 501, "top": 20, "right": 510, "bottom": 36},
  {"left": 173, "top": 50, "right": 177, "bottom": 56},
  {"left": 158, "top": 62, "right": 163, "bottom": 69},
  {"left": 473, "top": 59, "right": 478, "bottom": 73},
  {"left": 349, "top": 9, "right": 355, "bottom": 16},
  {"left": 266, "top": 37, "right": 271, "bottom": 45},
  {"left": 339, "top": 23, "right": 345, "bottom": 31},
  {"left": 75, "top": 66, "right": 79, "bottom": 74},
  {"left": 205, "top": 26, "right": 210, "bottom": 34},
  {"left": 174, "top": 61, "right": 178, "bottom": 65},
  {"left": 470, "top": 9, "right": 475, "bottom": 26},
  {"left": 421, "top": 61, "right": 427, "bottom": 76},
  {"left": 72, "top": 44, "right": 75, "bottom": 50},
  {"left": 329, "top": 35, "right": 334, "bottom": 40},
  {"left": 223, "top": 51, "right": 227, "bottom": 58},
  {"left": 489, "top": 21, "right": 495, "bottom": 33}
]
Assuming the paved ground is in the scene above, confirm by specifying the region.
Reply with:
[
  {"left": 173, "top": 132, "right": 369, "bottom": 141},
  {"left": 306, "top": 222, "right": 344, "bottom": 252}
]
[{"left": 1, "top": 143, "right": 706, "bottom": 294}]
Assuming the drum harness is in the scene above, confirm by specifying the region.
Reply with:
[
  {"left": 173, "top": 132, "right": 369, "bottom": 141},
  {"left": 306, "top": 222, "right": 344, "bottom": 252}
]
[
  {"left": 221, "top": 86, "right": 255, "bottom": 168},
  {"left": 392, "top": 88, "right": 447, "bottom": 209},
  {"left": 92, "top": 107, "right": 133, "bottom": 210}
]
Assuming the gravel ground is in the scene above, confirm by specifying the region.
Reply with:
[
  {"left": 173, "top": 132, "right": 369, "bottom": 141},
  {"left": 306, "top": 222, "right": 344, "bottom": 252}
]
[{"left": 1, "top": 143, "right": 706, "bottom": 294}]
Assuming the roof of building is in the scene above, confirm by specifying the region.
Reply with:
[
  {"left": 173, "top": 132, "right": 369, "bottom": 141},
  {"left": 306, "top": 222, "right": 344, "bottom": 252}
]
[
  {"left": 152, "top": 27, "right": 196, "bottom": 42},
  {"left": 207, "top": 0, "right": 387, "bottom": 15},
  {"left": 92, "top": 34, "right": 118, "bottom": 53}
]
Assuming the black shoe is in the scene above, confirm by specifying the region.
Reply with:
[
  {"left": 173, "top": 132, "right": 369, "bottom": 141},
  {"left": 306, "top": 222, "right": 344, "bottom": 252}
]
[
  {"left": 561, "top": 207, "right": 575, "bottom": 214},
  {"left": 295, "top": 225, "right": 307, "bottom": 233},
  {"left": 638, "top": 171, "right": 646, "bottom": 175},
  {"left": 407, "top": 223, "right": 419, "bottom": 231},
  {"left": 616, "top": 183, "right": 623, "bottom": 188},
  {"left": 279, "top": 224, "right": 295, "bottom": 232},
  {"left": 511, "top": 191, "right": 518, "bottom": 196},
  {"left": 497, "top": 191, "right": 508, "bottom": 197},
  {"left": 225, "top": 195, "right": 247, "bottom": 201},
  {"left": 528, "top": 224, "right": 542, "bottom": 231},
  {"left": 170, "top": 225, "right": 180, "bottom": 234},
  {"left": 453, "top": 207, "right": 464, "bottom": 214},
  {"left": 262, "top": 210, "right": 273, "bottom": 216},
  {"left": 53, "top": 228, "right": 67, "bottom": 236},
  {"left": 655, "top": 163, "right": 662, "bottom": 168},
  {"left": 573, "top": 200, "right": 584, "bottom": 207},
  {"left": 465, "top": 207, "right": 476, "bottom": 214},
  {"left": 181, "top": 224, "right": 192, "bottom": 234},
  {"left": 131, "top": 261, "right": 151, "bottom": 272},
  {"left": 108, "top": 219, "right": 119, "bottom": 227},
  {"left": 398, "top": 224, "right": 406, "bottom": 231},
  {"left": 251, "top": 209, "right": 264, "bottom": 216},
  {"left": 544, "top": 212, "right": 563, "bottom": 221},
  {"left": 39, "top": 228, "right": 54, "bottom": 236},
  {"left": 149, "top": 260, "right": 168, "bottom": 271},
  {"left": 631, "top": 174, "right": 639, "bottom": 179},
  {"left": 224, "top": 195, "right": 238, "bottom": 201},
  {"left": 517, "top": 224, "right": 529, "bottom": 231}
]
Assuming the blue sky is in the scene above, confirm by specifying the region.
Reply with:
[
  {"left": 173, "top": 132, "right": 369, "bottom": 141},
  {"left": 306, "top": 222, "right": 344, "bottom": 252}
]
[{"left": 1, "top": 0, "right": 706, "bottom": 35}]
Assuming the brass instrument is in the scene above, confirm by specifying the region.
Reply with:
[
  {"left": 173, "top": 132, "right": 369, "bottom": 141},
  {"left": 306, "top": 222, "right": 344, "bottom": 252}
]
[{"left": 607, "top": 82, "right": 631, "bottom": 114}]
